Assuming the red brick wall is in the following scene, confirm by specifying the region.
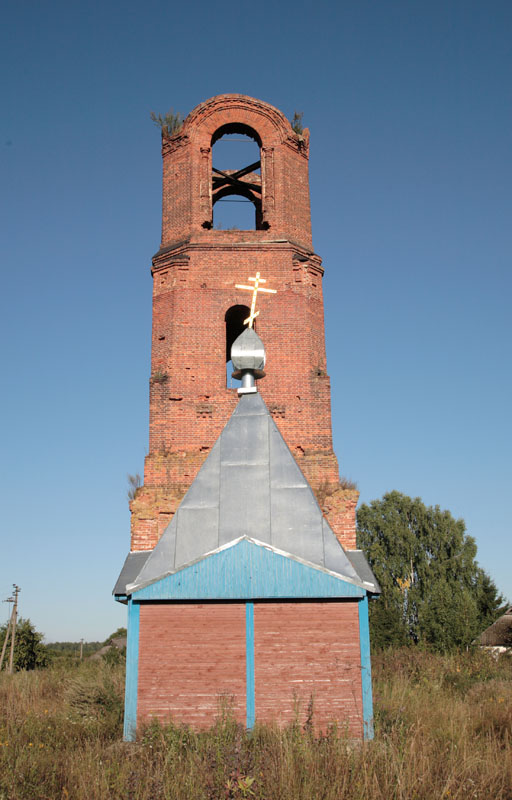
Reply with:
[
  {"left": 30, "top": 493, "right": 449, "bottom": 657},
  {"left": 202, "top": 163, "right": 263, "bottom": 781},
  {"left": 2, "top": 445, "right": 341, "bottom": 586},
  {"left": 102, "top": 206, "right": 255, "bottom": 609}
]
[
  {"left": 137, "top": 604, "right": 246, "bottom": 728},
  {"left": 254, "top": 601, "right": 363, "bottom": 737},
  {"left": 130, "top": 94, "right": 358, "bottom": 552},
  {"left": 147, "top": 249, "right": 332, "bottom": 458}
]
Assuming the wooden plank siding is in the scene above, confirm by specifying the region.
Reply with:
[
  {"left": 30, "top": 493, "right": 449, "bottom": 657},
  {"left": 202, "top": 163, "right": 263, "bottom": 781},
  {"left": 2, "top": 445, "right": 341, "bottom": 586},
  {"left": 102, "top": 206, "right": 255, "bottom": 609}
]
[
  {"left": 254, "top": 601, "right": 363, "bottom": 736},
  {"left": 132, "top": 539, "right": 365, "bottom": 601},
  {"left": 135, "top": 600, "right": 364, "bottom": 737},
  {"left": 137, "top": 604, "right": 246, "bottom": 728}
]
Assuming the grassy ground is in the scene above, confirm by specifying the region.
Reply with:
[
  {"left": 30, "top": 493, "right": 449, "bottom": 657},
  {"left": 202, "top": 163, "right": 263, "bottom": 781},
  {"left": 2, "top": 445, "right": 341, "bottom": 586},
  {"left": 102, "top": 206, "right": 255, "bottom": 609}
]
[{"left": 0, "top": 649, "right": 510, "bottom": 799}]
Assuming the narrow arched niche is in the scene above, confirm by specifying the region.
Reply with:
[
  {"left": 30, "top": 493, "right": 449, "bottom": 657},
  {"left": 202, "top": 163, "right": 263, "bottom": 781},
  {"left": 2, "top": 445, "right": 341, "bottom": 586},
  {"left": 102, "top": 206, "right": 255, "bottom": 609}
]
[{"left": 225, "top": 305, "right": 251, "bottom": 388}]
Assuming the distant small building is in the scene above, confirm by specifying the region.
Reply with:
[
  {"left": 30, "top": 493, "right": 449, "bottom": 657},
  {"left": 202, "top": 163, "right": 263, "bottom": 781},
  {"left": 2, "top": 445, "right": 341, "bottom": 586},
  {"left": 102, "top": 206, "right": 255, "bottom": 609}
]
[
  {"left": 474, "top": 607, "right": 512, "bottom": 654},
  {"left": 89, "top": 636, "right": 127, "bottom": 661}
]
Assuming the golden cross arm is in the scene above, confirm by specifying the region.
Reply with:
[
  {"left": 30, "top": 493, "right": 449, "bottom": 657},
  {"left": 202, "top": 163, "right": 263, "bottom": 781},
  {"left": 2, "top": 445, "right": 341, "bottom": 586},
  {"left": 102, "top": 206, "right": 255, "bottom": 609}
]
[
  {"left": 235, "top": 284, "right": 276, "bottom": 294},
  {"left": 234, "top": 271, "right": 277, "bottom": 328}
]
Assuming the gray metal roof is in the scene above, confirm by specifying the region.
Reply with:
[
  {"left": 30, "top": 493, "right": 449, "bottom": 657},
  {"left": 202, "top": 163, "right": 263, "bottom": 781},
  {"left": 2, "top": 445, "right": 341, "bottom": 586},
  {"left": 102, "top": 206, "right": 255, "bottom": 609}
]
[
  {"left": 346, "top": 550, "right": 381, "bottom": 594},
  {"left": 474, "top": 607, "right": 512, "bottom": 647},
  {"left": 126, "top": 391, "right": 373, "bottom": 595},
  {"left": 113, "top": 551, "right": 150, "bottom": 596}
]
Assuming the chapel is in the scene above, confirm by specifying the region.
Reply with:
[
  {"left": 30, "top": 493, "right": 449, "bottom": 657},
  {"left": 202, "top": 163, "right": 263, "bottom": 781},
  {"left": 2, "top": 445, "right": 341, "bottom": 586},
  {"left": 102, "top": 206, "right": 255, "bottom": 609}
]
[{"left": 114, "top": 94, "right": 380, "bottom": 740}]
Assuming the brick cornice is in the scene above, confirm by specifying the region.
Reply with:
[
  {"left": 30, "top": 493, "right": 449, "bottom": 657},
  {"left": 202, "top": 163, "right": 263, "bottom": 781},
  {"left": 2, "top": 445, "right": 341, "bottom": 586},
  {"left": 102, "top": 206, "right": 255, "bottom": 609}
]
[{"left": 152, "top": 239, "right": 322, "bottom": 273}]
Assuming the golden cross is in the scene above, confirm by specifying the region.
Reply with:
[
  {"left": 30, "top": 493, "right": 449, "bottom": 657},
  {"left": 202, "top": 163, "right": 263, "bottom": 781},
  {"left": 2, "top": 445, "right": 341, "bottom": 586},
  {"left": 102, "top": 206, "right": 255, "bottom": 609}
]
[{"left": 235, "top": 272, "right": 277, "bottom": 328}]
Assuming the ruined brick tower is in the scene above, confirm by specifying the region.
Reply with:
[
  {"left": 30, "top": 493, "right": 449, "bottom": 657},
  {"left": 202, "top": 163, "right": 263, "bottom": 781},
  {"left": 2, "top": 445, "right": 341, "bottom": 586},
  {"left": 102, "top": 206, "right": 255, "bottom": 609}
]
[
  {"left": 130, "top": 93, "right": 359, "bottom": 554},
  {"left": 116, "top": 94, "right": 379, "bottom": 739}
]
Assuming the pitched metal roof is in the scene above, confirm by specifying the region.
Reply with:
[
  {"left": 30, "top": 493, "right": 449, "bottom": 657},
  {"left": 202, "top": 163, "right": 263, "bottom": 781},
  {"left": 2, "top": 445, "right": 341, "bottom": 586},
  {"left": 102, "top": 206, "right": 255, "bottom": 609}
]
[
  {"left": 121, "top": 391, "right": 378, "bottom": 596},
  {"left": 346, "top": 550, "right": 381, "bottom": 594},
  {"left": 113, "top": 551, "right": 150, "bottom": 596}
]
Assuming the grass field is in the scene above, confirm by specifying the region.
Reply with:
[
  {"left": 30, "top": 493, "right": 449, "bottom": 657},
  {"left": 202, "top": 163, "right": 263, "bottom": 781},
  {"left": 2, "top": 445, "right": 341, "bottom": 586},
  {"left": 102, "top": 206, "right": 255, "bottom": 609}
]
[{"left": 0, "top": 648, "right": 510, "bottom": 799}]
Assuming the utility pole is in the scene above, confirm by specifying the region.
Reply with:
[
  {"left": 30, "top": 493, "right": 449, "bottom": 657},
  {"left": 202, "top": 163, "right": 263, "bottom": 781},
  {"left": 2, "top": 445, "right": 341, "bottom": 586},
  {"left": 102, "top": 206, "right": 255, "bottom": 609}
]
[
  {"left": 80, "top": 638, "right": 84, "bottom": 661},
  {"left": 0, "top": 596, "right": 14, "bottom": 671},
  {"left": 8, "top": 585, "right": 20, "bottom": 675}
]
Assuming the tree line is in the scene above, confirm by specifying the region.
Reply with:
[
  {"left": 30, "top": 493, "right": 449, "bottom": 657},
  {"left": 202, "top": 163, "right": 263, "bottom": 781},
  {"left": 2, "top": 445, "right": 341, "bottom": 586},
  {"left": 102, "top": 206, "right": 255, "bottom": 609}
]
[
  {"left": 0, "top": 625, "right": 126, "bottom": 671},
  {"left": 357, "top": 491, "right": 505, "bottom": 651}
]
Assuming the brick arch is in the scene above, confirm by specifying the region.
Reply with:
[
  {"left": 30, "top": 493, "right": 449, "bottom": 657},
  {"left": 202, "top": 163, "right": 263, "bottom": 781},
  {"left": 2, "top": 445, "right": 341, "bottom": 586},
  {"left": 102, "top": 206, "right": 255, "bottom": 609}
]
[
  {"left": 184, "top": 94, "right": 292, "bottom": 148},
  {"left": 211, "top": 121, "right": 262, "bottom": 148}
]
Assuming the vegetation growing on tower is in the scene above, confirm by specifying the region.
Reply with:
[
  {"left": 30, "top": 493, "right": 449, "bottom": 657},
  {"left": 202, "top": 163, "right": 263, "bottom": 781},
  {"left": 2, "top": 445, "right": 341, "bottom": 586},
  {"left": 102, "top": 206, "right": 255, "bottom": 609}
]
[
  {"left": 291, "top": 111, "right": 304, "bottom": 135},
  {"left": 149, "top": 108, "right": 183, "bottom": 136}
]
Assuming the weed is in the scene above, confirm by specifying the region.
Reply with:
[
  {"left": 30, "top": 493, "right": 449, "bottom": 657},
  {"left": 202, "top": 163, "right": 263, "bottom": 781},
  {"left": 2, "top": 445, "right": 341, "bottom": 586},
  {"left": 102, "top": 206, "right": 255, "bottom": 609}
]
[
  {"left": 339, "top": 476, "right": 358, "bottom": 490},
  {"left": 127, "top": 473, "right": 141, "bottom": 501},
  {"left": 291, "top": 111, "right": 304, "bottom": 135},
  {"left": 0, "top": 650, "right": 511, "bottom": 799},
  {"left": 150, "top": 108, "right": 183, "bottom": 136},
  {"left": 151, "top": 370, "right": 168, "bottom": 384}
]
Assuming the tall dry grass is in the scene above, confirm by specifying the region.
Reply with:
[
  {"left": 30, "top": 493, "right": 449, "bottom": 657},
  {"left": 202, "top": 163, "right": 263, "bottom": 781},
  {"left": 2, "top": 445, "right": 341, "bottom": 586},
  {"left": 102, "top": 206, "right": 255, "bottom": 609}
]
[{"left": 0, "top": 649, "right": 510, "bottom": 799}]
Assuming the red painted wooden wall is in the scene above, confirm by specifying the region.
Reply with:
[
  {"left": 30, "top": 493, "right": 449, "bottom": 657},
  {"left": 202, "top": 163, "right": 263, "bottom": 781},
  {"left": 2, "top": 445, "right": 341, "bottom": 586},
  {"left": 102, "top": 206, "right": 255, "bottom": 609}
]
[
  {"left": 254, "top": 602, "right": 363, "bottom": 737},
  {"left": 137, "top": 601, "right": 363, "bottom": 735},
  {"left": 138, "top": 604, "right": 246, "bottom": 727}
]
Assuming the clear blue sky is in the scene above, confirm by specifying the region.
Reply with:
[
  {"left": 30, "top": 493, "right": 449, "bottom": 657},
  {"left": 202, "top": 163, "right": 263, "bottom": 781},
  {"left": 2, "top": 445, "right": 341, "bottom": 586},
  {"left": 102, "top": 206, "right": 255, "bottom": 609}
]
[{"left": 1, "top": 0, "right": 510, "bottom": 641}]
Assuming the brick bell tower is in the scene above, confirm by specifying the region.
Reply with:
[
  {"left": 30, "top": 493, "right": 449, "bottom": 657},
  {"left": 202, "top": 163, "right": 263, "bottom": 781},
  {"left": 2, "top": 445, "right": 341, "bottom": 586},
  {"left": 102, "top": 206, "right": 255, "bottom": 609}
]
[{"left": 130, "top": 94, "right": 358, "bottom": 553}]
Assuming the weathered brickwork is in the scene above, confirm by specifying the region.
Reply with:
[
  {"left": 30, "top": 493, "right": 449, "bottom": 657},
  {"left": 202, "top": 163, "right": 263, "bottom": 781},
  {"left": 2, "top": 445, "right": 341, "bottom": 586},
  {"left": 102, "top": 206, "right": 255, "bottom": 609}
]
[
  {"left": 254, "top": 601, "right": 363, "bottom": 736},
  {"left": 138, "top": 604, "right": 246, "bottom": 728},
  {"left": 131, "top": 94, "right": 358, "bottom": 552}
]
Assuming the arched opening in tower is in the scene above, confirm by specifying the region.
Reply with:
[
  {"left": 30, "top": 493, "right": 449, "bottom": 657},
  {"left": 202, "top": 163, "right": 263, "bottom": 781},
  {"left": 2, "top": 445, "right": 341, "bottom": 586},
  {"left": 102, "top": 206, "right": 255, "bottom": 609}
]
[
  {"left": 212, "top": 186, "right": 260, "bottom": 230},
  {"left": 225, "top": 304, "right": 251, "bottom": 388},
  {"left": 211, "top": 126, "right": 265, "bottom": 230}
]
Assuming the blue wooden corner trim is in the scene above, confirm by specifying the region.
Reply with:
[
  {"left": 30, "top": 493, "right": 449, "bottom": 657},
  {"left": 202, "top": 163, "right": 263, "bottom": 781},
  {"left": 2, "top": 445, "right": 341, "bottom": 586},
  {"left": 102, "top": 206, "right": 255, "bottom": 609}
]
[
  {"left": 246, "top": 602, "right": 255, "bottom": 729},
  {"left": 114, "top": 594, "right": 128, "bottom": 604},
  {"left": 123, "top": 599, "right": 140, "bottom": 742},
  {"left": 132, "top": 539, "right": 366, "bottom": 600},
  {"left": 358, "top": 595, "right": 374, "bottom": 740}
]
